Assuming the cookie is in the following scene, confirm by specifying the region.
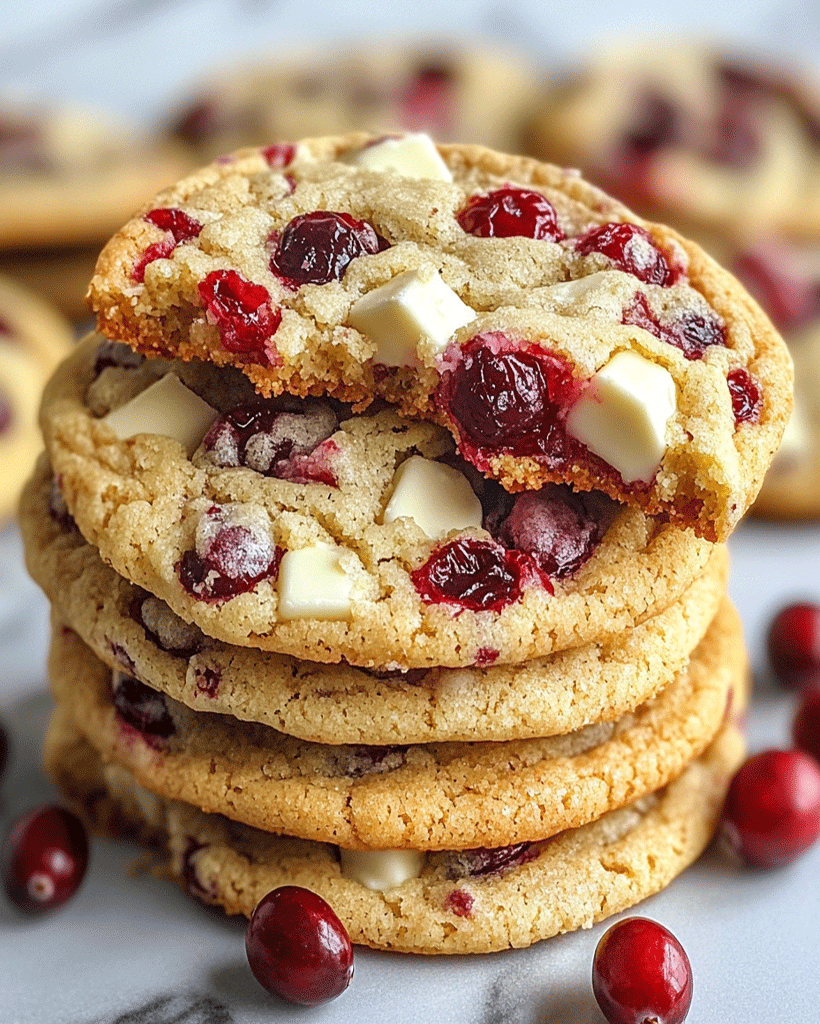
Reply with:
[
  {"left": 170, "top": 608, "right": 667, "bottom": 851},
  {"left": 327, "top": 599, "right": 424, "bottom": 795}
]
[
  {"left": 0, "top": 101, "right": 187, "bottom": 250},
  {"left": 166, "top": 41, "right": 540, "bottom": 162},
  {"left": 47, "top": 601, "right": 744, "bottom": 851},
  {"left": 22, "top": 459, "right": 729, "bottom": 742},
  {"left": 86, "top": 133, "right": 792, "bottom": 541},
  {"left": 0, "top": 274, "right": 74, "bottom": 522},
  {"left": 43, "top": 707, "right": 746, "bottom": 954},
  {"left": 524, "top": 43, "right": 820, "bottom": 239},
  {"left": 38, "top": 339, "right": 716, "bottom": 668},
  {"left": 0, "top": 244, "right": 104, "bottom": 322}
]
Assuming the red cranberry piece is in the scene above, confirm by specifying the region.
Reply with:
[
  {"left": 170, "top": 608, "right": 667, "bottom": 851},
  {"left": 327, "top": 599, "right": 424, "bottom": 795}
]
[
  {"left": 261, "top": 143, "right": 296, "bottom": 167},
  {"left": 457, "top": 187, "right": 564, "bottom": 241},
  {"left": 622, "top": 90, "right": 681, "bottom": 154},
  {"left": 170, "top": 97, "right": 220, "bottom": 147},
  {"left": 726, "top": 367, "right": 762, "bottom": 425},
  {"left": 622, "top": 292, "right": 726, "bottom": 360},
  {"left": 446, "top": 842, "right": 536, "bottom": 879},
  {"left": 133, "top": 208, "right": 202, "bottom": 283},
  {"left": 474, "top": 647, "right": 499, "bottom": 667},
  {"left": 270, "top": 211, "right": 387, "bottom": 288},
  {"left": 722, "top": 749, "right": 820, "bottom": 867},
  {"left": 444, "top": 888, "right": 474, "bottom": 917},
  {"left": 399, "top": 63, "right": 455, "bottom": 133},
  {"left": 575, "top": 222, "right": 676, "bottom": 286},
  {"left": 437, "top": 333, "right": 581, "bottom": 465},
  {"left": 592, "top": 917, "right": 693, "bottom": 1024},
  {"left": 495, "top": 484, "right": 616, "bottom": 580},
  {"left": 2, "top": 805, "right": 89, "bottom": 913},
  {"left": 794, "top": 689, "right": 820, "bottom": 765},
  {"left": 193, "top": 665, "right": 222, "bottom": 699},
  {"left": 411, "top": 537, "right": 539, "bottom": 613},
  {"left": 767, "top": 602, "right": 820, "bottom": 690},
  {"left": 198, "top": 269, "right": 281, "bottom": 355},
  {"left": 341, "top": 745, "right": 407, "bottom": 778},
  {"left": 246, "top": 886, "right": 354, "bottom": 1006},
  {"left": 112, "top": 673, "right": 175, "bottom": 742}
]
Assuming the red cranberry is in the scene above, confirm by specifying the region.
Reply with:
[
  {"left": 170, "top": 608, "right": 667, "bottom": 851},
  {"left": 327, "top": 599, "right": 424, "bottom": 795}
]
[
  {"left": 411, "top": 537, "right": 541, "bottom": 613},
  {"left": 767, "top": 602, "right": 820, "bottom": 690},
  {"left": 246, "top": 886, "right": 354, "bottom": 1006},
  {"left": 444, "top": 888, "right": 474, "bottom": 917},
  {"left": 622, "top": 91, "right": 681, "bottom": 154},
  {"left": 794, "top": 689, "right": 820, "bottom": 765},
  {"left": 445, "top": 842, "right": 536, "bottom": 879},
  {"left": 112, "top": 673, "right": 176, "bottom": 742},
  {"left": 341, "top": 745, "right": 407, "bottom": 778},
  {"left": 198, "top": 269, "right": 281, "bottom": 355},
  {"left": 133, "top": 208, "right": 202, "bottom": 282},
  {"left": 436, "top": 333, "right": 581, "bottom": 467},
  {"left": 3, "top": 805, "right": 89, "bottom": 913},
  {"left": 575, "top": 222, "right": 676, "bottom": 286},
  {"left": 170, "top": 97, "right": 220, "bottom": 146},
  {"left": 622, "top": 292, "right": 726, "bottom": 360},
  {"left": 726, "top": 367, "right": 762, "bottom": 425},
  {"left": 722, "top": 749, "right": 820, "bottom": 867},
  {"left": 399, "top": 63, "right": 455, "bottom": 133},
  {"left": 193, "top": 665, "right": 222, "bottom": 699},
  {"left": 457, "top": 187, "right": 564, "bottom": 241},
  {"left": 261, "top": 143, "right": 296, "bottom": 167},
  {"left": 270, "top": 211, "right": 386, "bottom": 288},
  {"left": 592, "top": 917, "right": 693, "bottom": 1024}
]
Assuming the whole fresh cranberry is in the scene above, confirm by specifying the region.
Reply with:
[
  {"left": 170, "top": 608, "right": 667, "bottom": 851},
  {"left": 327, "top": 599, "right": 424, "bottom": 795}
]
[
  {"left": 722, "top": 749, "right": 820, "bottom": 867},
  {"left": 767, "top": 602, "right": 820, "bottom": 690},
  {"left": 245, "top": 886, "right": 354, "bottom": 1005},
  {"left": 3, "top": 805, "right": 89, "bottom": 913},
  {"left": 575, "top": 222, "right": 677, "bottom": 286},
  {"left": 457, "top": 187, "right": 564, "bottom": 241},
  {"left": 270, "top": 211, "right": 386, "bottom": 288},
  {"left": 592, "top": 917, "right": 693, "bottom": 1024},
  {"left": 793, "top": 689, "right": 820, "bottom": 765}
]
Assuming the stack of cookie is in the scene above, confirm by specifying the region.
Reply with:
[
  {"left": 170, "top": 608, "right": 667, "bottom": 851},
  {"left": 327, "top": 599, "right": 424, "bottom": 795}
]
[
  {"left": 21, "top": 133, "right": 791, "bottom": 953},
  {"left": 525, "top": 42, "right": 820, "bottom": 519}
]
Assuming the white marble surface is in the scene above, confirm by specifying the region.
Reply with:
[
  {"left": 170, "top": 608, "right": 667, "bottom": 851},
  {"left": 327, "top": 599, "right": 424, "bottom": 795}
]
[{"left": 1, "top": 516, "right": 819, "bottom": 1023}]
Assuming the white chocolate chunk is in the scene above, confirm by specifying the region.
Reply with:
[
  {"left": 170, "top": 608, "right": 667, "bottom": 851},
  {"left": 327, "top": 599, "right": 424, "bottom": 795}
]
[
  {"left": 383, "top": 456, "right": 482, "bottom": 539},
  {"left": 349, "top": 267, "right": 476, "bottom": 367},
  {"left": 339, "top": 848, "right": 425, "bottom": 891},
  {"left": 103, "top": 373, "right": 218, "bottom": 457},
  {"left": 347, "top": 132, "right": 452, "bottom": 181},
  {"left": 544, "top": 271, "right": 617, "bottom": 304},
  {"left": 565, "top": 350, "right": 677, "bottom": 483},
  {"left": 277, "top": 542, "right": 353, "bottom": 621}
]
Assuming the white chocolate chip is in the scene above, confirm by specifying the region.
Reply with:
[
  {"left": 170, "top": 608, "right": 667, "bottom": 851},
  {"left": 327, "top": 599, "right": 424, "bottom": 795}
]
[
  {"left": 565, "top": 350, "right": 677, "bottom": 483},
  {"left": 339, "top": 848, "right": 425, "bottom": 891},
  {"left": 349, "top": 267, "right": 476, "bottom": 367},
  {"left": 277, "top": 542, "right": 353, "bottom": 621},
  {"left": 383, "top": 456, "right": 482, "bottom": 539},
  {"left": 102, "top": 373, "right": 218, "bottom": 457},
  {"left": 347, "top": 133, "right": 452, "bottom": 181}
]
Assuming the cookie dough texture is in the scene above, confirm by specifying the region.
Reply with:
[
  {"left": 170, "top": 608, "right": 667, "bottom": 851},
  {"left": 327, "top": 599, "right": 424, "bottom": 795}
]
[
  {"left": 22, "top": 463, "right": 730, "bottom": 742},
  {"left": 47, "top": 601, "right": 743, "bottom": 851},
  {"left": 0, "top": 274, "right": 74, "bottom": 522},
  {"left": 39, "top": 338, "right": 718, "bottom": 668},
  {"left": 86, "top": 134, "right": 792, "bottom": 541},
  {"left": 43, "top": 708, "right": 746, "bottom": 954}
]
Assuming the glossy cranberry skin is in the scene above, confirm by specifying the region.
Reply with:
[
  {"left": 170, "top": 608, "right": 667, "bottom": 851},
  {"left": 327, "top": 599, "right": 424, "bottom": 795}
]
[
  {"left": 411, "top": 537, "right": 533, "bottom": 612},
  {"left": 133, "top": 208, "right": 202, "bottom": 282},
  {"left": 767, "top": 602, "right": 820, "bottom": 690},
  {"left": 198, "top": 269, "right": 281, "bottom": 355},
  {"left": 112, "top": 675, "right": 176, "bottom": 741},
  {"left": 457, "top": 187, "right": 564, "bottom": 241},
  {"left": 592, "top": 917, "right": 693, "bottom": 1024},
  {"left": 246, "top": 886, "right": 354, "bottom": 1005},
  {"left": 722, "top": 749, "right": 820, "bottom": 867},
  {"left": 270, "top": 211, "right": 385, "bottom": 288},
  {"left": 726, "top": 367, "right": 762, "bottom": 425},
  {"left": 261, "top": 143, "right": 296, "bottom": 167},
  {"left": 3, "top": 805, "right": 89, "bottom": 913},
  {"left": 794, "top": 689, "right": 820, "bottom": 765},
  {"left": 575, "top": 222, "right": 676, "bottom": 286},
  {"left": 622, "top": 292, "right": 726, "bottom": 360}
]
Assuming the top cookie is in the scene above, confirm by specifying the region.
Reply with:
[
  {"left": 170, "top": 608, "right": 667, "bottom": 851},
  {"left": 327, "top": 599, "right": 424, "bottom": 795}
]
[
  {"left": 165, "top": 41, "right": 540, "bottom": 162},
  {"left": 88, "top": 133, "right": 792, "bottom": 542},
  {"left": 525, "top": 43, "right": 820, "bottom": 240}
]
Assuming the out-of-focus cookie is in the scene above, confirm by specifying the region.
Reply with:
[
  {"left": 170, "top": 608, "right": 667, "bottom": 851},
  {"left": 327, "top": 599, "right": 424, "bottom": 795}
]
[
  {"left": 0, "top": 245, "right": 102, "bottom": 322},
  {"left": 525, "top": 43, "right": 820, "bottom": 239},
  {"left": 0, "top": 274, "right": 74, "bottom": 522},
  {"left": 165, "top": 41, "right": 540, "bottom": 162},
  {"left": 43, "top": 708, "right": 746, "bottom": 954},
  {"left": 86, "top": 134, "right": 792, "bottom": 541},
  {"left": 22, "top": 461, "right": 729, "bottom": 742},
  {"left": 38, "top": 339, "right": 716, "bottom": 668},
  {"left": 47, "top": 604, "right": 743, "bottom": 851},
  {"left": 0, "top": 103, "right": 187, "bottom": 251}
]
